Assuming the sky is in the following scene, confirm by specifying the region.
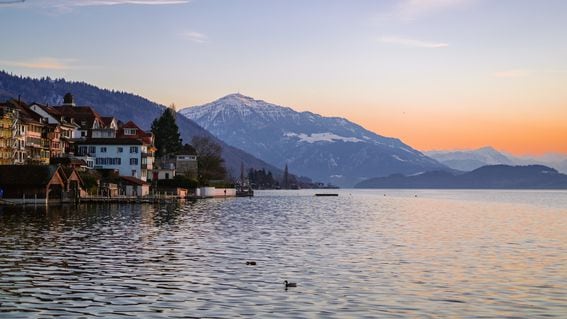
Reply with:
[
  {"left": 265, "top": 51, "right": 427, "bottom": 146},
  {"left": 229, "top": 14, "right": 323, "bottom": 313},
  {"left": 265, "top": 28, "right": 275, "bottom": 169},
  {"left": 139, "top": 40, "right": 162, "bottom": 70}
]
[{"left": 1, "top": 0, "right": 566, "bottom": 156}]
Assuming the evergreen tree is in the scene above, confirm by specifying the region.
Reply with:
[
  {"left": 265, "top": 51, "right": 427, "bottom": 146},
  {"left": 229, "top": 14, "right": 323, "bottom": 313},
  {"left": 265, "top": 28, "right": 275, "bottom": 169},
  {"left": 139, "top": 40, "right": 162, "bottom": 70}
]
[{"left": 151, "top": 104, "right": 182, "bottom": 158}]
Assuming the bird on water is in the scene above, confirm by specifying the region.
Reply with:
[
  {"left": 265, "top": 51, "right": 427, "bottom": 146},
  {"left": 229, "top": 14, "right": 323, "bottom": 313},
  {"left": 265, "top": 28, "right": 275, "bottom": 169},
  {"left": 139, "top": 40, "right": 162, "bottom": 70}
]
[{"left": 284, "top": 280, "right": 297, "bottom": 288}]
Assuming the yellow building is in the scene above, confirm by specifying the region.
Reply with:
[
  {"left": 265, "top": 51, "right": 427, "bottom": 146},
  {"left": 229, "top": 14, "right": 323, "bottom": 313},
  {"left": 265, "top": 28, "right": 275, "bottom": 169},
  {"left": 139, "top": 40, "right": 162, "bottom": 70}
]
[{"left": 0, "top": 108, "right": 17, "bottom": 165}]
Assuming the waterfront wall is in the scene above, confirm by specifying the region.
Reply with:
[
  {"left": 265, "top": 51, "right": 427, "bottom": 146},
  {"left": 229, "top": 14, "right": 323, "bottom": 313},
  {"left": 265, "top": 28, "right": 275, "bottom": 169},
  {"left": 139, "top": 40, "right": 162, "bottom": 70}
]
[{"left": 196, "top": 187, "right": 236, "bottom": 198}]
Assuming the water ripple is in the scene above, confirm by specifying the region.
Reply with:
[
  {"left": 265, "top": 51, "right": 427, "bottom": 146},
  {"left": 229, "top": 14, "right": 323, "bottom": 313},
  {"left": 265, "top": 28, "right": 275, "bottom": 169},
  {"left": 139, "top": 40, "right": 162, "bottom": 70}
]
[{"left": 1, "top": 190, "right": 566, "bottom": 317}]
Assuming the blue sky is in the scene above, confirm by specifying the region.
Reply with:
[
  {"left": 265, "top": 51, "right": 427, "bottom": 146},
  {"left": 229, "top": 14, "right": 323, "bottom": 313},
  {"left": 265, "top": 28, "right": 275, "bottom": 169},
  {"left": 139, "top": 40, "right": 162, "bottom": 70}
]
[{"left": 1, "top": 0, "right": 566, "bottom": 154}]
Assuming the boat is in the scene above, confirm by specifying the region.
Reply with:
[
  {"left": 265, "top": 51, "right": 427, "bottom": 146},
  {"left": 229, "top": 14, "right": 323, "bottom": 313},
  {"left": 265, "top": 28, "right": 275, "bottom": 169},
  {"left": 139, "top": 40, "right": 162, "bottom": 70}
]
[
  {"left": 315, "top": 193, "right": 338, "bottom": 197},
  {"left": 236, "top": 185, "right": 254, "bottom": 197}
]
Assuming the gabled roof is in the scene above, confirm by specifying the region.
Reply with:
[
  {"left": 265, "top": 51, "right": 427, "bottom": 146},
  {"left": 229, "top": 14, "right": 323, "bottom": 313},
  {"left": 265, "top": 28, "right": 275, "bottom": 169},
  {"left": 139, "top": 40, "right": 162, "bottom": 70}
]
[
  {"left": 27, "top": 102, "right": 80, "bottom": 128},
  {"left": 53, "top": 105, "right": 104, "bottom": 130},
  {"left": 60, "top": 167, "right": 84, "bottom": 187},
  {"left": 120, "top": 121, "right": 141, "bottom": 129},
  {"left": 100, "top": 116, "right": 117, "bottom": 128},
  {"left": 31, "top": 103, "right": 63, "bottom": 116},
  {"left": 117, "top": 120, "right": 153, "bottom": 145},
  {"left": 0, "top": 165, "right": 63, "bottom": 186}
]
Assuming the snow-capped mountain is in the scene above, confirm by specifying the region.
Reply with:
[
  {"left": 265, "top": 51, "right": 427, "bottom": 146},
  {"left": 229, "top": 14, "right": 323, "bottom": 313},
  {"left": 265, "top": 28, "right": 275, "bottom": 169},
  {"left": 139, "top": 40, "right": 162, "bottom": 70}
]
[
  {"left": 180, "top": 93, "right": 445, "bottom": 186},
  {"left": 427, "top": 147, "right": 567, "bottom": 174}
]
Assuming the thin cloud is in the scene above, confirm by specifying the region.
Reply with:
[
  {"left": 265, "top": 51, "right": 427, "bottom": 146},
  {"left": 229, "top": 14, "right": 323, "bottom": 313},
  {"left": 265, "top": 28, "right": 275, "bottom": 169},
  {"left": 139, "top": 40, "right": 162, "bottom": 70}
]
[
  {"left": 0, "top": 57, "right": 78, "bottom": 70},
  {"left": 7, "top": 0, "right": 189, "bottom": 9},
  {"left": 387, "top": 0, "right": 473, "bottom": 22},
  {"left": 182, "top": 31, "right": 208, "bottom": 44},
  {"left": 63, "top": 0, "right": 190, "bottom": 6},
  {"left": 379, "top": 36, "right": 449, "bottom": 48},
  {"left": 493, "top": 69, "right": 530, "bottom": 78}
]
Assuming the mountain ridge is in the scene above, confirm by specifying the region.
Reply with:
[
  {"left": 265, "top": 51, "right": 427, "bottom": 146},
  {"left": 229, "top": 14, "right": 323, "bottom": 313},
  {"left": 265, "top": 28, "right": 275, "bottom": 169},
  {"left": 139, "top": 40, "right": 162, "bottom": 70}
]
[
  {"left": 426, "top": 146, "right": 567, "bottom": 174},
  {"left": 355, "top": 164, "right": 567, "bottom": 189},
  {"left": 181, "top": 93, "right": 446, "bottom": 187}
]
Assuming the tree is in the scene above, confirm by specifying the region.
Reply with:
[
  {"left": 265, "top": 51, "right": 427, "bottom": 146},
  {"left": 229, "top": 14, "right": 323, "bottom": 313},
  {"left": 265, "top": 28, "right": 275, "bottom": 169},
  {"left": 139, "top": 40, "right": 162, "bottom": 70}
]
[
  {"left": 151, "top": 104, "right": 182, "bottom": 158},
  {"left": 247, "top": 168, "right": 278, "bottom": 189},
  {"left": 191, "top": 136, "right": 227, "bottom": 185}
]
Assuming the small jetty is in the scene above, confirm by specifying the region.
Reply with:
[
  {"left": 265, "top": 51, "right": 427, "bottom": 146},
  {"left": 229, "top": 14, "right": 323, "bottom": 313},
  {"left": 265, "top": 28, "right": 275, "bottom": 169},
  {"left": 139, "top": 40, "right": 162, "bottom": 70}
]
[{"left": 315, "top": 193, "right": 339, "bottom": 197}]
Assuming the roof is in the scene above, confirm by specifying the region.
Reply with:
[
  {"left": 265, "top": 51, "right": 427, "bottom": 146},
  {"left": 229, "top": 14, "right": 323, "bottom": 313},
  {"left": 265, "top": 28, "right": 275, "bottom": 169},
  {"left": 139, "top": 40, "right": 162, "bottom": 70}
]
[
  {"left": 0, "top": 165, "right": 63, "bottom": 186},
  {"left": 60, "top": 167, "right": 84, "bottom": 187},
  {"left": 53, "top": 105, "right": 103, "bottom": 130},
  {"left": 120, "top": 120, "right": 141, "bottom": 129},
  {"left": 100, "top": 116, "right": 116, "bottom": 127},
  {"left": 28, "top": 102, "right": 63, "bottom": 116},
  {"left": 116, "top": 120, "right": 153, "bottom": 145},
  {"left": 75, "top": 138, "right": 143, "bottom": 145},
  {"left": 28, "top": 103, "right": 80, "bottom": 128},
  {"left": 1, "top": 99, "right": 45, "bottom": 125},
  {"left": 120, "top": 176, "right": 148, "bottom": 186}
]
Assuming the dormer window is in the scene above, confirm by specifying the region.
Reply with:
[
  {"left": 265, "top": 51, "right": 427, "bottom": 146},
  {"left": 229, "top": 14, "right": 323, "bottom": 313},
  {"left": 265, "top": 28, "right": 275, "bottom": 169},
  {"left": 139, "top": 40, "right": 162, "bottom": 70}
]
[{"left": 125, "top": 128, "right": 137, "bottom": 135}]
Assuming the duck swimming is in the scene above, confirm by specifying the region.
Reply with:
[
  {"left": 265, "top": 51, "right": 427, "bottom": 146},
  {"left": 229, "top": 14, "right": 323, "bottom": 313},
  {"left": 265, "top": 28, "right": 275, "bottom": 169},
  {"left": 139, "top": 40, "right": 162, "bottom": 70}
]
[{"left": 284, "top": 280, "right": 297, "bottom": 288}]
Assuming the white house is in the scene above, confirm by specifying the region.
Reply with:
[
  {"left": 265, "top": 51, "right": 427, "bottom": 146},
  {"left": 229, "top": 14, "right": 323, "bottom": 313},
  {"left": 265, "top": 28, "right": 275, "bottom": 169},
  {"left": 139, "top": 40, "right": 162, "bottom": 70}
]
[{"left": 75, "top": 138, "right": 153, "bottom": 181}]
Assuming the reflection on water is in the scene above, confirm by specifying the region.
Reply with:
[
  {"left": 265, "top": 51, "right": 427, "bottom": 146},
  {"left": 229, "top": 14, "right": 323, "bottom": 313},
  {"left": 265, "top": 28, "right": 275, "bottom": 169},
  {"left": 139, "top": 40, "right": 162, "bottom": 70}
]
[{"left": 0, "top": 190, "right": 566, "bottom": 318}]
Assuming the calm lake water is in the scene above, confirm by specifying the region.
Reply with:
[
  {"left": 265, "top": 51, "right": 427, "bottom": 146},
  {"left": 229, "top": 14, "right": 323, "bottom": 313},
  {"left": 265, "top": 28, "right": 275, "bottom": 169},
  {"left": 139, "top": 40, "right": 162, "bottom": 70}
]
[{"left": 1, "top": 190, "right": 566, "bottom": 318}]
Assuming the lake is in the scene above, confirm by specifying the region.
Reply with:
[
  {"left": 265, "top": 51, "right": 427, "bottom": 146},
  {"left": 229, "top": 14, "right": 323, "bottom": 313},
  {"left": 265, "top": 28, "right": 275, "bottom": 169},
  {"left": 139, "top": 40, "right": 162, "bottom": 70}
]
[{"left": 1, "top": 189, "right": 566, "bottom": 318}]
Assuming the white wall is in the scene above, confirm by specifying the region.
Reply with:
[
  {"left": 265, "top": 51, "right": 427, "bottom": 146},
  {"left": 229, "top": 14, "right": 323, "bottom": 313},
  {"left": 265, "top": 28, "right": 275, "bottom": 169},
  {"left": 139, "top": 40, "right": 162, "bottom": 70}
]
[
  {"left": 81, "top": 144, "right": 147, "bottom": 180},
  {"left": 196, "top": 187, "right": 236, "bottom": 198}
]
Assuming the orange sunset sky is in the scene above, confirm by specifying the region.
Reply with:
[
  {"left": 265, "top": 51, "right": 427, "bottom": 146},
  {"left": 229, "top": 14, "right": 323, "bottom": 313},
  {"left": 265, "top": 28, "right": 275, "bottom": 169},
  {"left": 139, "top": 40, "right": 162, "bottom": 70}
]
[{"left": 1, "top": 0, "right": 566, "bottom": 155}]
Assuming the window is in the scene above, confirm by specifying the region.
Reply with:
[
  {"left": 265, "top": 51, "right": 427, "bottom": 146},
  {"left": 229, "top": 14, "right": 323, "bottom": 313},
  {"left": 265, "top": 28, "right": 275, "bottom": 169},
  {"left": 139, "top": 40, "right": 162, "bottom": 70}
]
[
  {"left": 100, "top": 147, "right": 107, "bottom": 153},
  {"left": 125, "top": 128, "right": 137, "bottom": 135},
  {"left": 117, "top": 147, "right": 123, "bottom": 153},
  {"left": 131, "top": 170, "right": 137, "bottom": 177},
  {"left": 95, "top": 158, "right": 121, "bottom": 165},
  {"left": 81, "top": 131, "right": 87, "bottom": 137},
  {"left": 88, "top": 146, "right": 96, "bottom": 154},
  {"left": 130, "top": 158, "right": 138, "bottom": 165},
  {"left": 130, "top": 146, "right": 138, "bottom": 153}
]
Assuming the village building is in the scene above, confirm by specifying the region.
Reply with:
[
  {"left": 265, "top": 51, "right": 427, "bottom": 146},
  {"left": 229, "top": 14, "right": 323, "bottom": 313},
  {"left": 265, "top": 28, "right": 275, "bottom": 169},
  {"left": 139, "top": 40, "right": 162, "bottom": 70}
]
[
  {"left": 0, "top": 165, "right": 67, "bottom": 204},
  {"left": 120, "top": 176, "right": 150, "bottom": 197},
  {"left": 5, "top": 100, "right": 50, "bottom": 165},
  {"left": 0, "top": 106, "right": 18, "bottom": 165},
  {"left": 0, "top": 92, "right": 205, "bottom": 203},
  {"left": 28, "top": 102, "right": 80, "bottom": 155},
  {"left": 150, "top": 144, "right": 198, "bottom": 181},
  {"left": 75, "top": 138, "right": 151, "bottom": 181},
  {"left": 175, "top": 153, "right": 198, "bottom": 179}
]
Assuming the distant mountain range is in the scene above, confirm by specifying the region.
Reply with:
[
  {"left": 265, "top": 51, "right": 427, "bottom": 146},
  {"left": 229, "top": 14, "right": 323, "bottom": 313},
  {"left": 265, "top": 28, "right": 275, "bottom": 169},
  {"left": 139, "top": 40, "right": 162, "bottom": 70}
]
[
  {"left": 0, "top": 71, "right": 283, "bottom": 177},
  {"left": 180, "top": 93, "right": 445, "bottom": 187},
  {"left": 355, "top": 165, "right": 567, "bottom": 189},
  {"left": 426, "top": 147, "right": 567, "bottom": 174}
]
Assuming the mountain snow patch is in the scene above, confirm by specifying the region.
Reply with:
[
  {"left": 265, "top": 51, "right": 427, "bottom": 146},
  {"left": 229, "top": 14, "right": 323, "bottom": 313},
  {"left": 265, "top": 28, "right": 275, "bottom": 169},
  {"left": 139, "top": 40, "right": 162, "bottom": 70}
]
[
  {"left": 392, "top": 155, "right": 407, "bottom": 162},
  {"left": 285, "top": 132, "right": 364, "bottom": 143}
]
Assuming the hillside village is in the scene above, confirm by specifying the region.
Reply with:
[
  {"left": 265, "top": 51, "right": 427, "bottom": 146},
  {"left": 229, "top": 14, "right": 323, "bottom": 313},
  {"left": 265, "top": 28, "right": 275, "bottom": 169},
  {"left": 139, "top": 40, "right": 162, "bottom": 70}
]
[{"left": 0, "top": 93, "right": 213, "bottom": 204}]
